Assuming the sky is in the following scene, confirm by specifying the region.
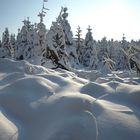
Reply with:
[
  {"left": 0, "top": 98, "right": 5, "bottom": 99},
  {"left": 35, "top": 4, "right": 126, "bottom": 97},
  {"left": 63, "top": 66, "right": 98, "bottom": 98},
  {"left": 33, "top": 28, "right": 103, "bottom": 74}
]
[{"left": 0, "top": 0, "right": 140, "bottom": 41}]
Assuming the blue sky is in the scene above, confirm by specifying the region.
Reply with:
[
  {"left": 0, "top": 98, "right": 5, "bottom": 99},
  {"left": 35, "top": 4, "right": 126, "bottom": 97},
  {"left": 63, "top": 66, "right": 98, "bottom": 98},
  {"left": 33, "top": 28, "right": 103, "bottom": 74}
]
[{"left": 0, "top": 0, "right": 140, "bottom": 41}]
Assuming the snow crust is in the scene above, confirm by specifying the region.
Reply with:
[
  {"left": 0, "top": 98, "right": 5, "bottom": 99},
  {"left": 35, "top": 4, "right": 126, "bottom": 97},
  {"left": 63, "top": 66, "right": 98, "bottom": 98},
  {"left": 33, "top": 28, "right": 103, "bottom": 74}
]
[{"left": 0, "top": 58, "right": 140, "bottom": 140}]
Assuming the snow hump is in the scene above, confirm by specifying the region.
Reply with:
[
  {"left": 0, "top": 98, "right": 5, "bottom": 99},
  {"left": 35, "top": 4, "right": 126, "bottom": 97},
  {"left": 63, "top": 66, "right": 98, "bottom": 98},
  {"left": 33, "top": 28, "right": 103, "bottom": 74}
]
[{"left": 0, "top": 58, "right": 140, "bottom": 140}]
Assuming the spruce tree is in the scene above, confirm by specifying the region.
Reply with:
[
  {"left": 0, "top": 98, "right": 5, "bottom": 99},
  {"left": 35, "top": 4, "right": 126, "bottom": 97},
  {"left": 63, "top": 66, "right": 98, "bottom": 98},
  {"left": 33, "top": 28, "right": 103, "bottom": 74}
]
[
  {"left": 15, "top": 18, "right": 35, "bottom": 60},
  {"left": 75, "top": 26, "right": 84, "bottom": 64},
  {"left": 59, "top": 7, "right": 73, "bottom": 45},
  {"left": 57, "top": 7, "right": 80, "bottom": 68},
  {"left": 120, "top": 34, "right": 129, "bottom": 70},
  {"left": 32, "top": 23, "right": 41, "bottom": 57},
  {"left": 46, "top": 22, "right": 69, "bottom": 70},
  {"left": 23, "top": 18, "right": 35, "bottom": 60},
  {"left": 15, "top": 20, "right": 29, "bottom": 60},
  {"left": 10, "top": 34, "right": 16, "bottom": 59},
  {"left": 37, "top": 12, "right": 47, "bottom": 65},
  {"left": 82, "top": 26, "right": 98, "bottom": 69},
  {"left": 97, "top": 37, "right": 109, "bottom": 68},
  {"left": 1, "top": 28, "right": 11, "bottom": 58},
  {"left": 15, "top": 28, "right": 22, "bottom": 60},
  {"left": 0, "top": 39, "right": 4, "bottom": 58},
  {"left": 108, "top": 39, "right": 119, "bottom": 70}
]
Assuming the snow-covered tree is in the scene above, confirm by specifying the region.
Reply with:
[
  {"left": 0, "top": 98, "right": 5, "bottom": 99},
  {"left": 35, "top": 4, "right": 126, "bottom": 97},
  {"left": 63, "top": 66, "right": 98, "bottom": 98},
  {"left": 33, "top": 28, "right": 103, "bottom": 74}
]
[
  {"left": 122, "top": 45, "right": 140, "bottom": 76},
  {"left": 0, "top": 28, "right": 11, "bottom": 58},
  {"left": 0, "top": 39, "right": 2, "bottom": 57},
  {"left": 75, "top": 26, "right": 84, "bottom": 64},
  {"left": 0, "top": 39, "right": 5, "bottom": 58},
  {"left": 82, "top": 26, "right": 98, "bottom": 69},
  {"left": 108, "top": 39, "right": 121, "bottom": 70},
  {"left": 14, "top": 28, "right": 22, "bottom": 60},
  {"left": 108, "top": 39, "right": 114, "bottom": 59},
  {"left": 46, "top": 22, "right": 70, "bottom": 70},
  {"left": 57, "top": 7, "right": 79, "bottom": 68},
  {"left": 31, "top": 23, "right": 40, "bottom": 57},
  {"left": 121, "top": 34, "right": 129, "bottom": 51},
  {"left": 15, "top": 18, "right": 39, "bottom": 61},
  {"left": 120, "top": 34, "right": 129, "bottom": 70},
  {"left": 15, "top": 19, "right": 33, "bottom": 60},
  {"left": 37, "top": 12, "right": 47, "bottom": 65},
  {"left": 10, "top": 34, "right": 16, "bottom": 59},
  {"left": 97, "top": 37, "right": 109, "bottom": 68},
  {"left": 15, "top": 21, "right": 28, "bottom": 60},
  {"left": 100, "top": 57, "right": 114, "bottom": 74},
  {"left": 23, "top": 23, "right": 35, "bottom": 60},
  {"left": 59, "top": 7, "right": 73, "bottom": 45}
]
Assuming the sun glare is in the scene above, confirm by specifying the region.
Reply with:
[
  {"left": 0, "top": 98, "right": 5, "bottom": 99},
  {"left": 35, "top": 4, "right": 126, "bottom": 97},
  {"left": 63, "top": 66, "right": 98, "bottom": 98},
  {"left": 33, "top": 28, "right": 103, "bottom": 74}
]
[{"left": 82, "top": 0, "right": 140, "bottom": 40}]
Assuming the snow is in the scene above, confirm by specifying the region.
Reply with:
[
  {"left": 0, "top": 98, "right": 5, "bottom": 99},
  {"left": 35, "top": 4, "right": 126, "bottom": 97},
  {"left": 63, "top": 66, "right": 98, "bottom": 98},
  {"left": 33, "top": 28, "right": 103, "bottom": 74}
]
[
  {"left": 0, "top": 58, "right": 140, "bottom": 140},
  {"left": 0, "top": 111, "right": 18, "bottom": 140}
]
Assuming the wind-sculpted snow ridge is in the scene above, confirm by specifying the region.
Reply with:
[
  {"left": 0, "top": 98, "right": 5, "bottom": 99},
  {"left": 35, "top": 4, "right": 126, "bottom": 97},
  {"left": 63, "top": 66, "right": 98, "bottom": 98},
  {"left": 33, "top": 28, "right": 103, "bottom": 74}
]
[{"left": 0, "top": 58, "right": 140, "bottom": 140}]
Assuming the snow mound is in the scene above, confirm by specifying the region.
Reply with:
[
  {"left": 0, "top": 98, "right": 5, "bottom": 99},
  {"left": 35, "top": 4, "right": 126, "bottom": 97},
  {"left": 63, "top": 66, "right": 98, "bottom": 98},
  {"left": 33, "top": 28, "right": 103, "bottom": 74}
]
[
  {"left": 74, "top": 69, "right": 101, "bottom": 81},
  {"left": 0, "top": 58, "right": 140, "bottom": 140},
  {"left": 0, "top": 111, "right": 18, "bottom": 140},
  {"left": 80, "top": 82, "right": 111, "bottom": 98}
]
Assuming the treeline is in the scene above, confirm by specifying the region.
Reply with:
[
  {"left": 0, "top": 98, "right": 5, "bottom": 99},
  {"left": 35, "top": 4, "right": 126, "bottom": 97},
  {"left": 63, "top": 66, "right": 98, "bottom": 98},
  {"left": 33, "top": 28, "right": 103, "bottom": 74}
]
[{"left": 0, "top": 7, "right": 140, "bottom": 73}]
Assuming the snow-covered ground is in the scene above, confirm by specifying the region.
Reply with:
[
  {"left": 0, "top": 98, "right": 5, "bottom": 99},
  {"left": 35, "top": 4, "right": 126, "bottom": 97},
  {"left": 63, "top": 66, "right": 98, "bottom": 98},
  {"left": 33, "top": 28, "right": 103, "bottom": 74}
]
[{"left": 0, "top": 58, "right": 140, "bottom": 140}]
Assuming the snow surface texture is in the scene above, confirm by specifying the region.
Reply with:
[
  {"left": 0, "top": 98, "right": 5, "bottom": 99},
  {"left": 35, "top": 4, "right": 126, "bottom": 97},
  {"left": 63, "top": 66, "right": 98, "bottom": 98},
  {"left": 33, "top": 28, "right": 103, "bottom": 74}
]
[{"left": 0, "top": 58, "right": 140, "bottom": 140}]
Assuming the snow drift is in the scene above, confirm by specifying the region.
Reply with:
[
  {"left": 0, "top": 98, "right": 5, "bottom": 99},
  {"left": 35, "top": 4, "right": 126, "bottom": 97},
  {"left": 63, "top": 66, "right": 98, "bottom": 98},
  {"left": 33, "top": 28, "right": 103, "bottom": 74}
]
[{"left": 0, "top": 58, "right": 140, "bottom": 140}]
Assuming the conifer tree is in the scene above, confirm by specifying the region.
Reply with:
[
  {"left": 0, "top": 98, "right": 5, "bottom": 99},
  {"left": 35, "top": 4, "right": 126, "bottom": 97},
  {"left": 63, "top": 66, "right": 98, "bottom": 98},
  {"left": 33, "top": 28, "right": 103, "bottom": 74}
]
[
  {"left": 120, "top": 34, "right": 129, "bottom": 69},
  {"left": 0, "top": 39, "right": 4, "bottom": 58},
  {"left": 59, "top": 7, "right": 73, "bottom": 45},
  {"left": 122, "top": 45, "right": 140, "bottom": 76},
  {"left": 10, "top": 34, "right": 16, "bottom": 59},
  {"left": 97, "top": 37, "right": 109, "bottom": 68},
  {"left": 15, "top": 18, "right": 32, "bottom": 60},
  {"left": 15, "top": 28, "right": 22, "bottom": 60},
  {"left": 57, "top": 7, "right": 80, "bottom": 68},
  {"left": 108, "top": 39, "right": 120, "bottom": 70},
  {"left": 82, "top": 26, "right": 98, "bottom": 69},
  {"left": 32, "top": 23, "right": 40, "bottom": 57},
  {"left": 46, "top": 22, "right": 69, "bottom": 70},
  {"left": 75, "top": 26, "right": 84, "bottom": 64},
  {"left": 37, "top": 12, "right": 47, "bottom": 65},
  {"left": 23, "top": 23, "right": 35, "bottom": 60},
  {"left": 1, "top": 28, "right": 11, "bottom": 58}
]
